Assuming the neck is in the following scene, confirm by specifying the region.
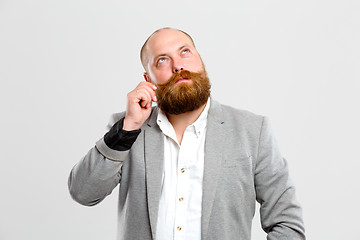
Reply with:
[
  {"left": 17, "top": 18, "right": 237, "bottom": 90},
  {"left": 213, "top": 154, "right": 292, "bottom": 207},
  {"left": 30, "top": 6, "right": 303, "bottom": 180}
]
[{"left": 166, "top": 102, "right": 207, "bottom": 144}]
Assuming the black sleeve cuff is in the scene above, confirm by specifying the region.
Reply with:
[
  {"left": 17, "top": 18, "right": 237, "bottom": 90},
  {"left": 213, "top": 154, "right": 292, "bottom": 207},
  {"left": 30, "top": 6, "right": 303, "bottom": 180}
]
[{"left": 103, "top": 117, "right": 141, "bottom": 151}]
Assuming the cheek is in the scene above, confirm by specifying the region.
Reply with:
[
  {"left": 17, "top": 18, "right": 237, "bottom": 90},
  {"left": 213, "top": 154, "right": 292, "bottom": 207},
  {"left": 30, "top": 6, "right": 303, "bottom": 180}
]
[{"left": 186, "top": 58, "right": 204, "bottom": 72}]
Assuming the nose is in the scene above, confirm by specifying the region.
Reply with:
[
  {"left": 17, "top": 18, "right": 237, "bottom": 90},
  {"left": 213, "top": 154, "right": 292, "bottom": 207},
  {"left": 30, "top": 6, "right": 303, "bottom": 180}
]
[
  {"left": 174, "top": 67, "right": 184, "bottom": 73},
  {"left": 172, "top": 58, "right": 184, "bottom": 73}
]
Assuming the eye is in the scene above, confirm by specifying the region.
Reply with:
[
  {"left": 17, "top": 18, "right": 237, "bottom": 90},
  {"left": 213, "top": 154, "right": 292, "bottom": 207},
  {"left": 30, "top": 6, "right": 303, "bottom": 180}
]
[
  {"left": 156, "top": 57, "right": 169, "bottom": 67},
  {"left": 182, "top": 49, "right": 190, "bottom": 54},
  {"left": 157, "top": 57, "right": 166, "bottom": 65}
]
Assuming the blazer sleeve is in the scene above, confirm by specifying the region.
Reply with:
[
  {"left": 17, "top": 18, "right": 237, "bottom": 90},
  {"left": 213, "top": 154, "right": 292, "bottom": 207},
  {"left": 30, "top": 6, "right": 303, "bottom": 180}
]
[
  {"left": 254, "top": 117, "right": 306, "bottom": 240},
  {"left": 68, "top": 113, "right": 130, "bottom": 206}
]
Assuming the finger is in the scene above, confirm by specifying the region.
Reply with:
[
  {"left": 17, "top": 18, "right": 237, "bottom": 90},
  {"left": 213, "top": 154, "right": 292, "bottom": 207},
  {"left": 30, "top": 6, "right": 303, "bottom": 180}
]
[
  {"left": 140, "top": 81, "right": 157, "bottom": 90},
  {"left": 135, "top": 88, "right": 152, "bottom": 108},
  {"left": 136, "top": 85, "right": 157, "bottom": 102},
  {"left": 138, "top": 81, "right": 157, "bottom": 96},
  {"left": 128, "top": 90, "right": 149, "bottom": 109},
  {"left": 141, "top": 86, "right": 157, "bottom": 102}
]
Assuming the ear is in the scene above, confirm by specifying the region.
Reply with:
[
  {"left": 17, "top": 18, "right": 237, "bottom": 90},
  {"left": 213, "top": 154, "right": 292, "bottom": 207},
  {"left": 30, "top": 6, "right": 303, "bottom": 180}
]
[{"left": 143, "top": 72, "right": 150, "bottom": 82}]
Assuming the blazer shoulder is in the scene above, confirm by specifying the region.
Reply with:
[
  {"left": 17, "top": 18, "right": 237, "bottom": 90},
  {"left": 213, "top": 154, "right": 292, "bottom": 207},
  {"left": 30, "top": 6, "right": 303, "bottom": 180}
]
[{"left": 219, "top": 103, "right": 264, "bottom": 127}]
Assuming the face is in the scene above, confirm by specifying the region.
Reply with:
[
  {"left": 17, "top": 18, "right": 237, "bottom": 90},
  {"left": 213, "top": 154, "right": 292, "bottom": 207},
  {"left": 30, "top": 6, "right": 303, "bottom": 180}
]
[
  {"left": 144, "top": 29, "right": 205, "bottom": 85},
  {"left": 143, "top": 28, "right": 211, "bottom": 115}
]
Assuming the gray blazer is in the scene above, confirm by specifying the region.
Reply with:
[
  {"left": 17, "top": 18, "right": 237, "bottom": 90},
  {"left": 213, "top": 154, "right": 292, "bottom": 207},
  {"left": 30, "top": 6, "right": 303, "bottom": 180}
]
[{"left": 68, "top": 99, "right": 305, "bottom": 240}]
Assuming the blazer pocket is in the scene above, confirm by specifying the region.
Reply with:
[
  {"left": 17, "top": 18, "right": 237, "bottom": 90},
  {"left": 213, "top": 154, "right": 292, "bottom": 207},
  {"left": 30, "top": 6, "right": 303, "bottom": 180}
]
[{"left": 224, "top": 154, "right": 252, "bottom": 168}]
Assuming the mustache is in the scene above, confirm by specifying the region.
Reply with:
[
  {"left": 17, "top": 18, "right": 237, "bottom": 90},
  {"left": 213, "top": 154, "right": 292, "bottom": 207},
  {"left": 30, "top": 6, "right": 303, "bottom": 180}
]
[{"left": 157, "top": 70, "right": 204, "bottom": 88}]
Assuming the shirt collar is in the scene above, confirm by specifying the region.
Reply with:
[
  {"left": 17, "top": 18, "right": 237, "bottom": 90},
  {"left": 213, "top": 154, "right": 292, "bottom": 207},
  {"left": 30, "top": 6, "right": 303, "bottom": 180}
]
[{"left": 156, "top": 98, "right": 210, "bottom": 139}]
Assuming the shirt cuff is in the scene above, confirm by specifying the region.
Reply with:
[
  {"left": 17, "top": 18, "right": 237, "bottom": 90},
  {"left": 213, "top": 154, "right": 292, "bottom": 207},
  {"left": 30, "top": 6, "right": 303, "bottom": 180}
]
[{"left": 103, "top": 117, "right": 141, "bottom": 151}]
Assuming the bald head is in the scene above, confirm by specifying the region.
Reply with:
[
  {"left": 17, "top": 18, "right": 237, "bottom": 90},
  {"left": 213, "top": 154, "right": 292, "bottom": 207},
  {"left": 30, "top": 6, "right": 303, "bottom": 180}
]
[{"left": 140, "top": 28, "right": 196, "bottom": 71}]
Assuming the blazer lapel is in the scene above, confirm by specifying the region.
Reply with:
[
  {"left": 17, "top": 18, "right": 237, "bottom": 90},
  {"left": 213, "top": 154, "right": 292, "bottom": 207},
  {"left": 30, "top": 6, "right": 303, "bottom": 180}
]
[
  {"left": 144, "top": 108, "right": 164, "bottom": 240},
  {"left": 201, "top": 99, "right": 225, "bottom": 239}
]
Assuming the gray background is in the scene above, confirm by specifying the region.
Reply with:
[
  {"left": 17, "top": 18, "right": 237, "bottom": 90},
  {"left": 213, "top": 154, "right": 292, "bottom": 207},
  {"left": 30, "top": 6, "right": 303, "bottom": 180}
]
[{"left": 1, "top": 0, "right": 359, "bottom": 239}]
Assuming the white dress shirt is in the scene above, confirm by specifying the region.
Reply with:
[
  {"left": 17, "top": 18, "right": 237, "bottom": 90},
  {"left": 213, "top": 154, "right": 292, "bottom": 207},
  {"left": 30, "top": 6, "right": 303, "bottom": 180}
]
[{"left": 155, "top": 99, "right": 210, "bottom": 240}]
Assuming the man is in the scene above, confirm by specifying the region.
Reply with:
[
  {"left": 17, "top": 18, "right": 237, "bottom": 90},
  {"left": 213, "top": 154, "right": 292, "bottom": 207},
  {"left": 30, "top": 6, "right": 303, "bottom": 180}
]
[{"left": 68, "top": 27, "right": 305, "bottom": 240}]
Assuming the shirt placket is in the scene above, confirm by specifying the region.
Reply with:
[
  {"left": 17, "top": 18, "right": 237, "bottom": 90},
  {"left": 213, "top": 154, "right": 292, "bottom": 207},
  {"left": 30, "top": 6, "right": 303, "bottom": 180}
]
[{"left": 173, "top": 132, "right": 191, "bottom": 240}]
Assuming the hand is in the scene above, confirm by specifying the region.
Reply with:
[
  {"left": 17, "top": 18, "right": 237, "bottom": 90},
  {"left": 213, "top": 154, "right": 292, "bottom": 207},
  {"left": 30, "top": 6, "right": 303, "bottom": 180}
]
[{"left": 123, "top": 81, "right": 157, "bottom": 131}]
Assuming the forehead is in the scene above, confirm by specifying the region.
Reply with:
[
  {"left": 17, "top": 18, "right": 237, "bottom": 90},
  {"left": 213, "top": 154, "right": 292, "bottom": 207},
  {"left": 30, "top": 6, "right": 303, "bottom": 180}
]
[{"left": 145, "top": 29, "right": 195, "bottom": 57}]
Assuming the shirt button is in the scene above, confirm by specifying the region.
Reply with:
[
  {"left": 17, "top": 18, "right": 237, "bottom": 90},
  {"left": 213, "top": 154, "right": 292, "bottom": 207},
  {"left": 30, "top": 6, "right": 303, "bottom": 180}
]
[
  {"left": 181, "top": 168, "right": 185, "bottom": 173},
  {"left": 177, "top": 226, "right": 182, "bottom": 231},
  {"left": 179, "top": 197, "right": 184, "bottom": 202}
]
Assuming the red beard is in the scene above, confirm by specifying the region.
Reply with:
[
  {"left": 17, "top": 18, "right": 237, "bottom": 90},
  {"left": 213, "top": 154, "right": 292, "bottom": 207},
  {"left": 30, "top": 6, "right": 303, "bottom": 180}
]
[{"left": 155, "top": 70, "right": 211, "bottom": 115}]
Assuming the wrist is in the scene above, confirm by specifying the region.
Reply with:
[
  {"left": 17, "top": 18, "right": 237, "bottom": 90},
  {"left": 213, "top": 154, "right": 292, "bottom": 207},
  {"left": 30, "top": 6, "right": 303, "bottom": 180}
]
[{"left": 123, "top": 117, "right": 142, "bottom": 131}]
